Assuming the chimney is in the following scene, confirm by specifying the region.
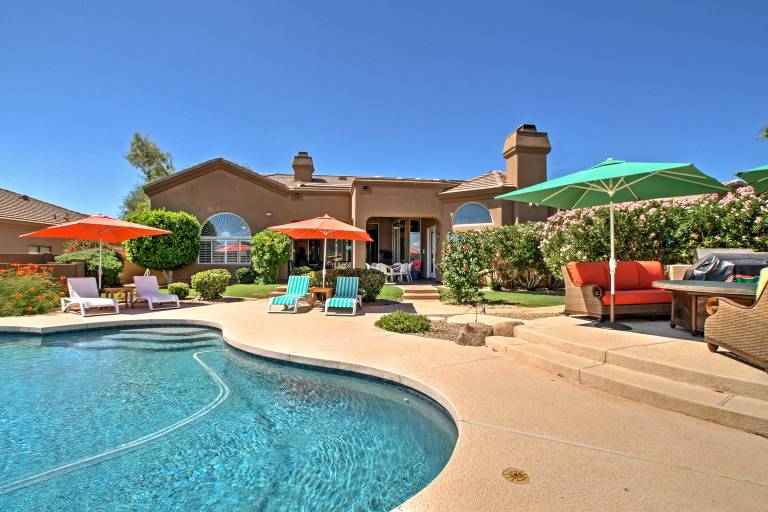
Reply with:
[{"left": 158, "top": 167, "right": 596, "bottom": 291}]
[
  {"left": 502, "top": 124, "right": 551, "bottom": 188},
  {"left": 292, "top": 151, "right": 315, "bottom": 182}
]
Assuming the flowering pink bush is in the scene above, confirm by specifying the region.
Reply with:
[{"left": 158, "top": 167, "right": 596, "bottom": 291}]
[{"left": 540, "top": 187, "right": 768, "bottom": 274}]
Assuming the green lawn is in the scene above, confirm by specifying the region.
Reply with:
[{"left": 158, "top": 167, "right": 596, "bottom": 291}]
[
  {"left": 376, "top": 285, "right": 404, "bottom": 301},
  {"left": 479, "top": 290, "right": 564, "bottom": 307},
  {"left": 161, "top": 283, "right": 280, "bottom": 299},
  {"left": 439, "top": 288, "right": 564, "bottom": 307}
]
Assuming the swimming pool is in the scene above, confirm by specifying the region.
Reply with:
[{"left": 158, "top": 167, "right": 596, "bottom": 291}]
[{"left": 0, "top": 326, "right": 457, "bottom": 511}]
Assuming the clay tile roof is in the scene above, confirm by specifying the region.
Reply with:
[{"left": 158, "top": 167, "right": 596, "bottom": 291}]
[
  {"left": 0, "top": 188, "right": 86, "bottom": 226},
  {"left": 440, "top": 170, "right": 506, "bottom": 194}
]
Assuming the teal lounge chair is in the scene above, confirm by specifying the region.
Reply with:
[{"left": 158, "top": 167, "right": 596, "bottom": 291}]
[
  {"left": 325, "top": 277, "right": 363, "bottom": 316},
  {"left": 267, "top": 275, "right": 310, "bottom": 313}
]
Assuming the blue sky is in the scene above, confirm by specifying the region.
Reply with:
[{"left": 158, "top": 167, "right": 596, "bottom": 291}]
[{"left": 1, "top": 1, "right": 765, "bottom": 216}]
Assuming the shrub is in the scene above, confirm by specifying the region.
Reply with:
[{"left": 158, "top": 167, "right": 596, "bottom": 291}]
[
  {"left": 235, "top": 267, "right": 257, "bottom": 284},
  {"left": 55, "top": 248, "right": 123, "bottom": 288},
  {"left": 440, "top": 230, "right": 491, "bottom": 303},
  {"left": 167, "top": 282, "right": 190, "bottom": 299},
  {"left": 292, "top": 266, "right": 313, "bottom": 275},
  {"left": 540, "top": 187, "right": 768, "bottom": 274},
  {"left": 0, "top": 264, "right": 64, "bottom": 317},
  {"left": 310, "top": 267, "right": 386, "bottom": 302},
  {"left": 251, "top": 231, "right": 291, "bottom": 284},
  {"left": 191, "top": 268, "right": 231, "bottom": 299},
  {"left": 489, "top": 223, "right": 551, "bottom": 290},
  {"left": 375, "top": 311, "right": 431, "bottom": 333},
  {"left": 123, "top": 209, "right": 200, "bottom": 284}
]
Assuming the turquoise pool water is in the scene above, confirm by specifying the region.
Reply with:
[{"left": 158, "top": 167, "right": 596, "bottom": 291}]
[{"left": 0, "top": 326, "right": 457, "bottom": 511}]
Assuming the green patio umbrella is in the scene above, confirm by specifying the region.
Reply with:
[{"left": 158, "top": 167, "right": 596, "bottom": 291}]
[
  {"left": 496, "top": 158, "right": 728, "bottom": 329},
  {"left": 736, "top": 164, "right": 768, "bottom": 195}
]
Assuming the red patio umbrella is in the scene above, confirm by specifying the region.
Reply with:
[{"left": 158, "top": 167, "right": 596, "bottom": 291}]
[
  {"left": 214, "top": 243, "right": 252, "bottom": 253},
  {"left": 20, "top": 214, "right": 171, "bottom": 288},
  {"left": 268, "top": 214, "right": 373, "bottom": 287}
]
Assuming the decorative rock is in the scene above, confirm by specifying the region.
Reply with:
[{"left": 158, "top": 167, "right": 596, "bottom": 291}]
[
  {"left": 492, "top": 320, "right": 524, "bottom": 337},
  {"left": 456, "top": 322, "right": 493, "bottom": 346}
]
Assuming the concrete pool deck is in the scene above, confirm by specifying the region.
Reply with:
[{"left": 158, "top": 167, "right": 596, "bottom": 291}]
[{"left": 2, "top": 302, "right": 768, "bottom": 511}]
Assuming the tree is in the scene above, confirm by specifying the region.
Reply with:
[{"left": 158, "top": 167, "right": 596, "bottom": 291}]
[
  {"left": 120, "top": 133, "right": 175, "bottom": 219},
  {"left": 123, "top": 209, "right": 200, "bottom": 284},
  {"left": 250, "top": 231, "right": 291, "bottom": 284}
]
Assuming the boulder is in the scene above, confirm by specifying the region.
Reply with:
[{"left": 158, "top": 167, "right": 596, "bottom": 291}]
[
  {"left": 456, "top": 322, "right": 493, "bottom": 346},
  {"left": 492, "top": 320, "right": 524, "bottom": 337}
]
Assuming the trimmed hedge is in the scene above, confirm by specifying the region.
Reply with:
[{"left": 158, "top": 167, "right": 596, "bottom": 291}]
[
  {"left": 55, "top": 248, "right": 123, "bottom": 288},
  {"left": 309, "top": 268, "right": 386, "bottom": 302},
  {"left": 235, "top": 267, "right": 257, "bottom": 284},
  {"left": 191, "top": 268, "right": 231, "bottom": 299},
  {"left": 123, "top": 209, "right": 200, "bottom": 283},
  {"left": 167, "top": 282, "right": 190, "bottom": 299},
  {"left": 375, "top": 311, "right": 431, "bottom": 333},
  {"left": 292, "top": 266, "right": 313, "bottom": 276}
]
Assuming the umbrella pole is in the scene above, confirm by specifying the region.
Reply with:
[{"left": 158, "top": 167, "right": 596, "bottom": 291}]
[
  {"left": 98, "top": 230, "right": 103, "bottom": 290},
  {"left": 597, "top": 200, "right": 631, "bottom": 330},
  {"left": 322, "top": 238, "right": 327, "bottom": 288},
  {"left": 609, "top": 200, "right": 616, "bottom": 323}
]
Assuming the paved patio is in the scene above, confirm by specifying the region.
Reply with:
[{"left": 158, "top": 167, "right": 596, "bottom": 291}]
[{"left": 2, "top": 302, "right": 768, "bottom": 511}]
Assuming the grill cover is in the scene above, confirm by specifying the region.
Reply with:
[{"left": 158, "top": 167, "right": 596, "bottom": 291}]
[{"left": 684, "top": 253, "right": 768, "bottom": 281}]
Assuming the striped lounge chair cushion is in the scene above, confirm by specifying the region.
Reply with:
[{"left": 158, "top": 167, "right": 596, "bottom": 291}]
[
  {"left": 271, "top": 295, "right": 303, "bottom": 306},
  {"left": 326, "top": 297, "right": 356, "bottom": 309}
]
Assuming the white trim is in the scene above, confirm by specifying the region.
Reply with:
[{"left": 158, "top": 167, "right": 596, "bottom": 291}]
[{"left": 198, "top": 212, "right": 252, "bottom": 265}]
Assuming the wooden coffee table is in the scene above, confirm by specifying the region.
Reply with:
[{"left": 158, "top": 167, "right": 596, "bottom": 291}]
[
  {"left": 308, "top": 287, "right": 332, "bottom": 309},
  {"left": 102, "top": 286, "right": 135, "bottom": 309},
  {"left": 652, "top": 280, "right": 756, "bottom": 335}
]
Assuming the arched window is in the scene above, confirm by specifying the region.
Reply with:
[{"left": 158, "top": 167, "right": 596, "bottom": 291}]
[
  {"left": 199, "top": 213, "right": 252, "bottom": 264},
  {"left": 452, "top": 203, "right": 493, "bottom": 226}
]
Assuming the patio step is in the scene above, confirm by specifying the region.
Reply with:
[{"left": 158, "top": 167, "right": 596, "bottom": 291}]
[
  {"left": 497, "top": 326, "right": 768, "bottom": 435},
  {"left": 514, "top": 325, "right": 768, "bottom": 400},
  {"left": 268, "top": 285, "right": 287, "bottom": 298},
  {"left": 580, "top": 364, "right": 768, "bottom": 437},
  {"left": 490, "top": 337, "right": 600, "bottom": 382},
  {"left": 400, "top": 285, "right": 441, "bottom": 301}
]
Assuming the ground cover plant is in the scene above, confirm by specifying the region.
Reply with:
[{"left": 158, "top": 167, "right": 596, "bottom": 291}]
[
  {"left": 374, "top": 311, "right": 431, "bottom": 333},
  {"left": 0, "top": 264, "right": 64, "bottom": 317}
]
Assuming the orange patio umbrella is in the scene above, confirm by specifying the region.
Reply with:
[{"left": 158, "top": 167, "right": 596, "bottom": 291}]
[
  {"left": 20, "top": 214, "right": 171, "bottom": 288},
  {"left": 268, "top": 214, "right": 373, "bottom": 287}
]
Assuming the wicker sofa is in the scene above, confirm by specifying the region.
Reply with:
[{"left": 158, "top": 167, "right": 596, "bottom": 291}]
[
  {"left": 563, "top": 261, "right": 672, "bottom": 321},
  {"left": 704, "top": 270, "right": 768, "bottom": 369}
]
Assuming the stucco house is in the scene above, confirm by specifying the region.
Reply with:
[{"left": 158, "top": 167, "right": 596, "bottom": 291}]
[
  {"left": 0, "top": 188, "right": 86, "bottom": 258},
  {"left": 144, "top": 124, "right": 553, "bottom": 281}
]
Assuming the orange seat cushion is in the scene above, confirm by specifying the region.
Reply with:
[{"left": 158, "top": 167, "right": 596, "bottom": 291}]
[
  {"left": 634, "top": 261, "right": 665, "bottom": 289},
  {"left": 567, "top": 262, "right": 609, "bottom": 289},
  {"left": 615, "top": 261, "right": 640, "bottom": 290},
  {"left": 600, "top": 289, "right": 672, "bottom": 306}
]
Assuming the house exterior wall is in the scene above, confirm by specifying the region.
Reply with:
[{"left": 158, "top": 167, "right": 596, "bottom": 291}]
[
  {"left": 0, "top": 220, "right": 69, "bottom": 255},
  {"left": 147, "top": 166, "right": 351, "bottom": 281}
]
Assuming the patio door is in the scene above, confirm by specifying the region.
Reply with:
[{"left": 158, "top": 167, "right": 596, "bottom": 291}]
[{"left": 426, "top": 226, "right": 437, "bottom": 279}]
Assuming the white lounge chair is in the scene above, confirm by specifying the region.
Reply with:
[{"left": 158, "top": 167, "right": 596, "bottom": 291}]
[
  {"left": 61, "top": 277, "right": 120, "bottom": 317},
  {"left": 133, "top": 276, "right": 180, "bottom": 311}
]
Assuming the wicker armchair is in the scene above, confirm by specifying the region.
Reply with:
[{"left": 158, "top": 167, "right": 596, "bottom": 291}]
[{"left": 704, "top": 285, "right": 768, "bottom": 370}]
